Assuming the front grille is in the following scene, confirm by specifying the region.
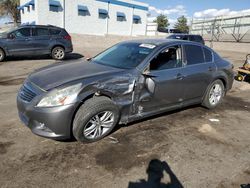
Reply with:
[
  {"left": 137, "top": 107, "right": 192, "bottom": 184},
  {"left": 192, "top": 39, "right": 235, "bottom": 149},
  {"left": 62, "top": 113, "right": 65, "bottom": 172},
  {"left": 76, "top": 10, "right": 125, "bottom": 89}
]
[{"left": 19, "top": 83, "right": 37, "bottom": 102}]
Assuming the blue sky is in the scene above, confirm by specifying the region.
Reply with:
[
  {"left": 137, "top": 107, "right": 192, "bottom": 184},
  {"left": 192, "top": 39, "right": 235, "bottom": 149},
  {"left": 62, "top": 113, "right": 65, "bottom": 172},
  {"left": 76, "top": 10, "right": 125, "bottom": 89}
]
[{"left": 144, "top": 0, "right": 250, "bottom": 26}]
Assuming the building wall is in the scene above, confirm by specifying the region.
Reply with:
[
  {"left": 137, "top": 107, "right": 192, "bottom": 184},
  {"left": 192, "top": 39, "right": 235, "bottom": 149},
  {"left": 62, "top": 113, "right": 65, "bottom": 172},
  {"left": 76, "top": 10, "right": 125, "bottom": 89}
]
[
  {"left": 36, "top": 0, "right": 64, "bottom": 28},
  {"left": 20, "top": 0, "right": 38, "bottom": 24},
  {"left": 20, "top": 0, "right": 148, "bottom": 36}
]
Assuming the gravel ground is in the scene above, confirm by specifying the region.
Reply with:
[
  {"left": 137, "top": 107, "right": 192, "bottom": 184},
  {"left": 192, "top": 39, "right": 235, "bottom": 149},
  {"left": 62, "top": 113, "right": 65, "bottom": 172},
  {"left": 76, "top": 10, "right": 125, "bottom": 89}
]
[{"left": 0, "top": 35, "right": 249, "bottom": 188}]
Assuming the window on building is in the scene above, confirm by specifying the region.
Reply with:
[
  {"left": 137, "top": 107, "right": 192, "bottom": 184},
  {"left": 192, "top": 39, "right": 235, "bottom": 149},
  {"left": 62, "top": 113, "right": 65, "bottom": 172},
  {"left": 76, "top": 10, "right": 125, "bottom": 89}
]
[
  {"left": 21, "top": 9, "right": 24, "bottom": 14},
  {"left": 49, "top": 0, "right": 61, "bottom": 12},
  {"left": 27, "top": 6, "right": 30, "bottom": 12},
  {"left": 32, "top": 28, "right": 49, "bottom": 36},
  {"left": 117, "top": 12, "right": 126, "bottom": 22},
  {"left": 184, "top": 45, "right": 205, "bottom": 65},
  {"left": 78, "top": 5, "right": 90, "bottom": 16},
  {"left": 98, "top": 9, "right": 108, "bottom": 19},
  {"left": 133, "top": 15, "right": 141, "bottom": 24},
  {"left": 29, "top": 0, "right": 35, "bottom": 10}
]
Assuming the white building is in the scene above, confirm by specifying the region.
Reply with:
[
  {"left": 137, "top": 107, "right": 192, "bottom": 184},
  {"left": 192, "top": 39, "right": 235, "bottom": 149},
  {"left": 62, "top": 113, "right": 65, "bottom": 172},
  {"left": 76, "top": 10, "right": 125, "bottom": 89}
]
[{"left": 18, "top": 0, "right": 149, "bottom": 36}]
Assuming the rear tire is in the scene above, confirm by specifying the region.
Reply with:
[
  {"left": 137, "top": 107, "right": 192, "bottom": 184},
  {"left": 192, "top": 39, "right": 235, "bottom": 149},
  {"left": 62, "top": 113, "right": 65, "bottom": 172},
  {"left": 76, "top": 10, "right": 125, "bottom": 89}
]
[
  {"left": 202, "top": 80, "right": 225, "bottom": 109},
  {"left": 0, "top": 48, "right": 6, "bottom": 64},
  {"left": 51, "top": 46, "right": 65, "bottom": 60},
  {"left": 73, "top": 96, "right": 119, "bottom": 143}
]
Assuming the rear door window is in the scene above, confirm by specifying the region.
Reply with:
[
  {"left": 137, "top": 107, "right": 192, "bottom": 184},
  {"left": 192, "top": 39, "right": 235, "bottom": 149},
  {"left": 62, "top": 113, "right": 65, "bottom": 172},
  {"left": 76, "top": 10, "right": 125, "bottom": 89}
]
[
  {"left": 184, "top": 44, "right": 205, "bottom": 65},
  {"left": 203, "top": 47, "right": 213, "bottom": 62},
  {"left": 32, "top": 28, "right": 49, "bottom": 36}
]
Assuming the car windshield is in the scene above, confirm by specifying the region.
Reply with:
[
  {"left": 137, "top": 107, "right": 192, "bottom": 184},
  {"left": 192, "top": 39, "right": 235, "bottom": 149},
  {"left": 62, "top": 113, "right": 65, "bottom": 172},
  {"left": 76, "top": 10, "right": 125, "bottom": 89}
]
[{"left": 92, "top": 42, "right": 156, "bottom": 69}]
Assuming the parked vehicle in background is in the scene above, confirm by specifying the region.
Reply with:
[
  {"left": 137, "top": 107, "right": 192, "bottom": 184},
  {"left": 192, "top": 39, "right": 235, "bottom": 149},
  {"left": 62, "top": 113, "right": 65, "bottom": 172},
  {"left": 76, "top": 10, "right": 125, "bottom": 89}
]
[
  {"left": 0, "top": 25, "right": 73, "bottom": 63},
  {"left": 17, "top": 39, "right": 234, "bottom": 143},
  {"left": 167, "top": 34, "right": 205, "bottom": 45}
]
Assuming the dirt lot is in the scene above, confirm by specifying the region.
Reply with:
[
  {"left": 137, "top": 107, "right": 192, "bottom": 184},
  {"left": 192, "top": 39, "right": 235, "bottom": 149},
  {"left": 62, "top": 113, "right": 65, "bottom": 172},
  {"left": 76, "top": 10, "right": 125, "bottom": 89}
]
[{"left": 0, "top": 35, "right": 250, "bottom": 188}]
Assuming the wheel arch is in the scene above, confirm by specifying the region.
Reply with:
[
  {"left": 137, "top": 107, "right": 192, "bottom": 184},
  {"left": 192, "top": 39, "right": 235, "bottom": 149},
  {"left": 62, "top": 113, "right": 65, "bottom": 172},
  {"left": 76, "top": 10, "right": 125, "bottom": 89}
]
[
  {"left": 213, "top": 76, "right": 227, "bottom": 90},
  {"left": 0, "top": 46, "right": 7, "bottom": 56},
  {"left": 51, "top": 44, "right": 65, "bottom": 53},
  {"left": 69, "top": 91, "right": 114, "bottom": 138}
]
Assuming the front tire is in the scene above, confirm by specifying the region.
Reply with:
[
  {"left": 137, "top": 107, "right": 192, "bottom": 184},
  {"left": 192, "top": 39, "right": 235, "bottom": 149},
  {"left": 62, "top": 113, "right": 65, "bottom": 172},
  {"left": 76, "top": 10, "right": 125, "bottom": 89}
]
[
  {"left": 202, "top": 80, "right": 225, "bottom": 109},
  {"left": 73, "top": 96, "right": 120, "bottom": 143},
  {"left": 51, "top": 46, "right": 65, "bottom": 60},
  {"left": 0, "top": 48, "right": 6, "bottom": 64}
]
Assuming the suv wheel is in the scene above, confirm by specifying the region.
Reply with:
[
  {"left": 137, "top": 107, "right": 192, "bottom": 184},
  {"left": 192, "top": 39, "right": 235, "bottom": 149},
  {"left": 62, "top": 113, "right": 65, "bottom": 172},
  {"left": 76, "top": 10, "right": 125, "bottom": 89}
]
[
  {"left": 0, "top": 48, "right": 5, "bottom": 64},
  {"left": 202, "top": 80, "right": 225, "bottom": 109},
  {"left": 73, "top": 96, "right": 120, "bottom": 143},
  {"left": 51, "top": 46, "right": 65, "bottom": 60}
]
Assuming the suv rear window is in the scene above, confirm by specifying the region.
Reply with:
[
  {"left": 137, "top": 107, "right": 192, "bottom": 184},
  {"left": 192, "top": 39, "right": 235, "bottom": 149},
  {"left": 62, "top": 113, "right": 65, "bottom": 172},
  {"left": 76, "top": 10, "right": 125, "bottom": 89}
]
[
  {"left": 32, "top": 28, "right": 49, "bottom": 36},
  {"left": 184, "top": 45, "right": 204, "bottom": 65},
  {"left": 50, "top": 28, "right": 61, "bottom": 35}
]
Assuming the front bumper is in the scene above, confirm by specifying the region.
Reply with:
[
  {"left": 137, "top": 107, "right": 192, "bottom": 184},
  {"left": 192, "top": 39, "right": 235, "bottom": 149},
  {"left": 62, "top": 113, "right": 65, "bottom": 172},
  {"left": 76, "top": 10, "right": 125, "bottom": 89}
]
[{"left": 17, "top": 95, "right": 78, "bottom": 140}]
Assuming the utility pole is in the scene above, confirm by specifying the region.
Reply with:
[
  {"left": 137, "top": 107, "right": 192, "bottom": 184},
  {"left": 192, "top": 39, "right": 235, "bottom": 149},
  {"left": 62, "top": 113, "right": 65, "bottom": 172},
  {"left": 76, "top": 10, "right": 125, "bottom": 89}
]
[{"left": 63, "top": 0, "right": 65, "bottom": 28}]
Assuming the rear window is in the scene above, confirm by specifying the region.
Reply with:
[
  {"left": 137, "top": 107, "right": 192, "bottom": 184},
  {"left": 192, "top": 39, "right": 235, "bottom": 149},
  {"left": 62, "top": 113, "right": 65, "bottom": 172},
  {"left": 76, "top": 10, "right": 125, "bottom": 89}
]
[
  {"left": 203, "top": 47, "right": 213, "bottom": 62},
  {"left": 195, "top": 36, "right": 203, "bottom": 42},
  {"left": 32, "top": 28, "right": 49, "bottom": 36},
  {"left": 184, "top": 45, "right": 204, "bottom": 65},
  {"left": 50, "top": 28, "right": 61, "bottom": 35},
  {"left": 168, "top": 35, "right": 183, "bottom": 40}
]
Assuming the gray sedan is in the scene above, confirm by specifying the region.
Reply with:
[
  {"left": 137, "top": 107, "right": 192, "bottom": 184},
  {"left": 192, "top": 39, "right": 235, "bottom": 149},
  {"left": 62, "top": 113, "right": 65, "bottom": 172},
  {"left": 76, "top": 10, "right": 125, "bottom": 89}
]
[{"left": 17, "top": 39, "right": 234, "bottom": 142}]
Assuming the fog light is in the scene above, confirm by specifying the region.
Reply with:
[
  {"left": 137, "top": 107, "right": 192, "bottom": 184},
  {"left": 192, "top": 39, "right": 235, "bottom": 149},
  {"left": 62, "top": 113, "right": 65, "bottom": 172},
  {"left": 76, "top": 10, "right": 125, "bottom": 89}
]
[
  {"left": 37, "top": 123, "right": 46, "bottom": 130},
  {"left": 35, "top": 122, "right": 53, "bottom": 133}
]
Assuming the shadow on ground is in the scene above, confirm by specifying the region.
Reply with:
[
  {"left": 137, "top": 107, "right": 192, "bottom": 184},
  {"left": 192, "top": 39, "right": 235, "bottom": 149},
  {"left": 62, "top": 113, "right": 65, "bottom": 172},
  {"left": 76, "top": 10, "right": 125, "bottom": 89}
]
[
  {"left": 4, "top": 53, "right": 84, "bottom": 62},
  {"left": 128, "top": 159, "right": 183, "bottom": 188}
]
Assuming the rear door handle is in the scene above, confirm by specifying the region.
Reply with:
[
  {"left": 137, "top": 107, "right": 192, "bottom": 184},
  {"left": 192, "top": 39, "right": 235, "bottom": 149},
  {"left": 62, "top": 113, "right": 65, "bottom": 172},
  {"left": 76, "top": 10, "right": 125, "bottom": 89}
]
[{"left": 176, "top": 73, "right": 185, "bottom": 80}]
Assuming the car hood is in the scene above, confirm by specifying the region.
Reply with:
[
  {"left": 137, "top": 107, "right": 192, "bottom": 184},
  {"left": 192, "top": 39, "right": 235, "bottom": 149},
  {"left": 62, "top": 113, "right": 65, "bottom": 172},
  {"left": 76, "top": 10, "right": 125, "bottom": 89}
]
[{"left": 28, "top": 61, "right": 124, "bottom": 91}]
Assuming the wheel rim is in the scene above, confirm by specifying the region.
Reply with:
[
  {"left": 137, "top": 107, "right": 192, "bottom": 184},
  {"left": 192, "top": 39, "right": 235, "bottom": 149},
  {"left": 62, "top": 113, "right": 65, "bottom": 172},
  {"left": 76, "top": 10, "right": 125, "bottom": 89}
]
[
  {"left": 83, "top": 111, "right": 114, "bottom": 140},
  {"left": 54, "top": 48, "right": 64, "bottom": 59},
  {"left": 209, "top": 83, "right": 223, "bottom": 105}
]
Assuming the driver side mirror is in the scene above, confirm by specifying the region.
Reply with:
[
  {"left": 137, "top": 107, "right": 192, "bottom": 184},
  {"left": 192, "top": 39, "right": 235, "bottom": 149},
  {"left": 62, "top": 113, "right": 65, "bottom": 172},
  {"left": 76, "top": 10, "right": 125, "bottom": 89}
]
[{"left": 8, "top": 33, "right": 15, "bottom": 40}]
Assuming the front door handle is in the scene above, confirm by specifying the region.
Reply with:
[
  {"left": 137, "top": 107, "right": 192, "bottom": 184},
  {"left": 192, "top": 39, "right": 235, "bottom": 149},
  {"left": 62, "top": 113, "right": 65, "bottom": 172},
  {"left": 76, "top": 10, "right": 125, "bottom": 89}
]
[
  {"left": 176, "top": 73, "right": 185, "bottom": 80},
  {"left": 208, "top": 67, "right": 213, "bottom": 71}
]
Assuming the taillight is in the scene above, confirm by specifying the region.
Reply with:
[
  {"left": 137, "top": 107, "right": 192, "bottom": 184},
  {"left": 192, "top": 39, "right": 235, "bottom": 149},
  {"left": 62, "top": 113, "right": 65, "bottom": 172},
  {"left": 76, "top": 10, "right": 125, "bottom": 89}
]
[{"left": 64, "top": 35, "right": 71, "bottom": 41}]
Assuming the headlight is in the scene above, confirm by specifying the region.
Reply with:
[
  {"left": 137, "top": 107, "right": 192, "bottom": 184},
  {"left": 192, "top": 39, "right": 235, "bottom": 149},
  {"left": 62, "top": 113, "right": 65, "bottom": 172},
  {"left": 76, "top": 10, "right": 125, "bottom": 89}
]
[{"left": 37, "top": 83, "right": 82, "bottom": 107}]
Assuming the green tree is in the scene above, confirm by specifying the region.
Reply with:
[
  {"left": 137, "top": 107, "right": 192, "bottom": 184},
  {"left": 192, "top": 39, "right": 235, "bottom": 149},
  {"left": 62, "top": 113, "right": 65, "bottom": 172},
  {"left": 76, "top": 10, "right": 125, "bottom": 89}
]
[
  {"left": 0, "top": 0, "right": 20, "bottom": 26},
  {"left": 154, "top": 14, "right": 170, "bottom": 31},
  {"left": 174, "top": 15, "right": 189, "bottom": 33}
]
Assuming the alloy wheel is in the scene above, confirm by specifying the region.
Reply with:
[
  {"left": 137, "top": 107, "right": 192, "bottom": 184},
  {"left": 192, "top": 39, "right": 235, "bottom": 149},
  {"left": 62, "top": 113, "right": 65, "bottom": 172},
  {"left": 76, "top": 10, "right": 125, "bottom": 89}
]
[
  {"left": 83, "top": 111, "right": 114, "bottom": 140},
  {"left": 209, "top": 83, "right": 223, "bottom": 105},
  {"left": 54, "top": 49, "right": 64, "bottom": 59}
]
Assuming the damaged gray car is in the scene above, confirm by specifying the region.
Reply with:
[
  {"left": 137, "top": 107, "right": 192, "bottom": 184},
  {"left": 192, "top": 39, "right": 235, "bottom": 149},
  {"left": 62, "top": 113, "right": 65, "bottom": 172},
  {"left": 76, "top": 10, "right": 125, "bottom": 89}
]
[{"left": 17, "top": 39, "right": 234, "bottom": 142}]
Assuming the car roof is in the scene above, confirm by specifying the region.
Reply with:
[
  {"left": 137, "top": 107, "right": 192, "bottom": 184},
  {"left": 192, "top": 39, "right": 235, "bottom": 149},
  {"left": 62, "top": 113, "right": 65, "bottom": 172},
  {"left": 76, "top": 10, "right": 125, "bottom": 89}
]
[
  {"left": 170, "top": 33, "right": 202, "bottom": 37},
  {"left": 121, "top": 38, "right": 201, "bottom": 47},
  {"left": 18, "top": 25, "right": 62, "bottom": 30}
]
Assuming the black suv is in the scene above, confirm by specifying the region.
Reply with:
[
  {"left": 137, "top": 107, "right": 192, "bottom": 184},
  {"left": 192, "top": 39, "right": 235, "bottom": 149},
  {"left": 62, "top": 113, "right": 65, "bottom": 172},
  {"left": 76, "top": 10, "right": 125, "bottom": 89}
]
[
  {"left": 167, "top": 34, "right": 205, "bottom": 45},
  {"left": 0, "top": 25, "right": 73, "bottom": 63}
]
